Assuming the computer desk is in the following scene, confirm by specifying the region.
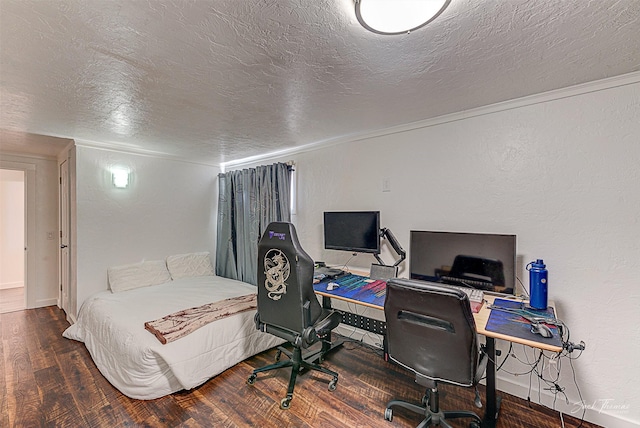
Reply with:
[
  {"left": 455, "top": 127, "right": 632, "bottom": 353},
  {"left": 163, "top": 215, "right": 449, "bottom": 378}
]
[{"left": 314, "top": 279, "right": 563, "bottom": 428}]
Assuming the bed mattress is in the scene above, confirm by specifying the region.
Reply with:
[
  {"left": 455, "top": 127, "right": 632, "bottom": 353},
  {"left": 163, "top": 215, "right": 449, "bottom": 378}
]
[{"left": 63, "top": 275, "right": 283, "bottom": 399}]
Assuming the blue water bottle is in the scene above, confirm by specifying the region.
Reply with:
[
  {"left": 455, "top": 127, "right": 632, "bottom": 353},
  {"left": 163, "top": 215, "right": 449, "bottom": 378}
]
[{"left": 527, "top": 259, "right": 548, "bottom": 310}]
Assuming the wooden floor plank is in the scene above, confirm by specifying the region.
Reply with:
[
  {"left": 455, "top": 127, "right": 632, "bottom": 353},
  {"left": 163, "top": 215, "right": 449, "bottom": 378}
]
[
  {"left": 2, "top": 306, "right": 601, "bottom": 428},
  {"left": 34, "top": 365, "right": 85, "bottom": 426},
  {"left": 0, "top": 322, "right": 8, "bottom": 428},
  {"left": 3, "top": 311, "right": 46, "bottom": 427},
  {"left": 173, "top": 390, "right": 235, "bottom": 428}
]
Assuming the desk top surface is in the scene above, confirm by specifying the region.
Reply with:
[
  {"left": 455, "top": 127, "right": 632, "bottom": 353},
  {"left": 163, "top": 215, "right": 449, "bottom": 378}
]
[
  {"left": 314, "top": 274, "right": 563, "bottom": 353},
  {"left": 313, "top": 273, "right": 386, "bottom": 309}
]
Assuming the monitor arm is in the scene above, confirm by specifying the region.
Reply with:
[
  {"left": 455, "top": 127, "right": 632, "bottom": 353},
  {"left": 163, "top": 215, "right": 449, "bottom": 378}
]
[{"left": 374, "top": 228, "right": 407, "bottom": 267}]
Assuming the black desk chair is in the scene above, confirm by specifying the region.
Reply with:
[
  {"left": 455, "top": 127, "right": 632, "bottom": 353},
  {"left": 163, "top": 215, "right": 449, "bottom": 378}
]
[
  {"left": 247, "top": 222, "right": 341, "bottom": 409},
  {"left": 384, "top": 278, "right": 487, "bottom": 428}
]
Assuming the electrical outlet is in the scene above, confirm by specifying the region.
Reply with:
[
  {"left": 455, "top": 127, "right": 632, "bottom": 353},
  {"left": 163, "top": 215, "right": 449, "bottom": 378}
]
[
  {"left": 382, "top": 177, "right": 391, "bottom": 192},
  {"left": 47, "top": 232, "right": 54, "bottom": 240}
]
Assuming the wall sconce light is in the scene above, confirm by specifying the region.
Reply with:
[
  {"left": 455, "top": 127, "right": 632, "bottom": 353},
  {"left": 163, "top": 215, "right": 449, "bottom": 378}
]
[
  {"left": 111, "top": 168, "right": 130, "bottom": 188},
  {"left": 355, "top": 0, "right": 451, "bottom": 35}
]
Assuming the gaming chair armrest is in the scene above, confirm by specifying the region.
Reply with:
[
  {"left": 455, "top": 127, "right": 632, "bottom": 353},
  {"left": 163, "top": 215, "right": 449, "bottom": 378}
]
[
  {"left": 254, "top": 312, "right": 262, "bottom": 330},
  {"left": 262, "top": 323, "right": 301, "bottom": 346},
  {"left": 300, "top": 300, "right": 317, "bottom": 347},
  {"left": 314, "top": 310, "right": 342, "bottom": 333},
  {"left": 301, "top": 310, "right": 341, "bottom": 347}
]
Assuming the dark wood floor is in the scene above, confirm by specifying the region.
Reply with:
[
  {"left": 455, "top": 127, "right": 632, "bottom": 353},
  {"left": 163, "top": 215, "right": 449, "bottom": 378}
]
[{"left": 1, "top": 306, "right": 600, "bottom": 428}]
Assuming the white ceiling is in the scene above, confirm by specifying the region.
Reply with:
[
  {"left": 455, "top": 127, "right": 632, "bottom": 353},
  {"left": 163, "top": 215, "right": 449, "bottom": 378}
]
[{"left": 1, "top": 0, "right": 639, "bottom": 166}]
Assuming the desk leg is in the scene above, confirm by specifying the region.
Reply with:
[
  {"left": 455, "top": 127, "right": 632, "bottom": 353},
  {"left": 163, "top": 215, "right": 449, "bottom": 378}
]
[
  {"left": 483, "top": 337, "right": 502, "bottom": 428},
  {"left": 322, "top": 295, "right": 332, "bottom": 310}
]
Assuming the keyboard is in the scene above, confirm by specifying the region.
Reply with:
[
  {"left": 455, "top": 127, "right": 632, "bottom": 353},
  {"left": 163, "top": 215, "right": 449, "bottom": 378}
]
[
  {"left": 314, "top": 267, "right": 346, "bottom": 280},
  {"left": 441, "top": 276, "right": 492, "bottom": 290},
  {"left": 444, "top": 284, "right": 484, "bottom": 303}
]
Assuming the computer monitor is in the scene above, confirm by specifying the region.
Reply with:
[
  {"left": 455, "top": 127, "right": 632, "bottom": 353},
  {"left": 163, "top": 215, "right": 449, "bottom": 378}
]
[
  {"left": 323, "top": 211, "right": 380, "bottom": 254},
  {"left": 409, "top": 230, "right": 516, "bottom": 294}
]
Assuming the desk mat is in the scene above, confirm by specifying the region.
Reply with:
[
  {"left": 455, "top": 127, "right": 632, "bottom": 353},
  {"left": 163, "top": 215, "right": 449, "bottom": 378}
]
[
  {"left": 314, "top": 275, "right": 484, "bottom": 312},
  {"left": 485, "top": 299, "right": 563, "bottom": 348},
  {"left": 313, "top": 274, "right": 386, "bottom": 308}
]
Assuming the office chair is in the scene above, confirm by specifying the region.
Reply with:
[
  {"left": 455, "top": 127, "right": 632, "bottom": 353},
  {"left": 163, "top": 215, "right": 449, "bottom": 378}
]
[
  {"left": 384, "top": 278, "right": 488, "bottom": 428},
  {"left": 247, "top": 222, "right": 341, "bottom": 409}
]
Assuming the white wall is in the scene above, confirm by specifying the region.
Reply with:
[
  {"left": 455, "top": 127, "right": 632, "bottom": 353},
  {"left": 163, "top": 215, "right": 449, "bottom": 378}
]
[
  {"left": 0, "top": 169, "right": 24, "bottom": 289},
  {"left": 0, "top": 154, "right": 59, "bottom": 308},
  {"left": 74, "top": 146, "right": 220, "bottom": 314},
  {"left": 233, "top": 78, "right": 640, "bottom": 427}
]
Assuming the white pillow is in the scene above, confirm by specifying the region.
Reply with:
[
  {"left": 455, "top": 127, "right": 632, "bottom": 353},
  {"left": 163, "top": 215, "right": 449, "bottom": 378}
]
[
  {"left": 166, "top": 252, "right": 215, "bottom": 279},
  {"left": 108, "top": 260, "right": 172, "bottom": 293}
]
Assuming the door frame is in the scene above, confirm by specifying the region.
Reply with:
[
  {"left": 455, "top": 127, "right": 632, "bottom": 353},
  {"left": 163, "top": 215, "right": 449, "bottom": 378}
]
[
  {"left": 58, "top": 159, "right": 70, "bottom": 313},
  {"left": 0, "top": 160, "right": 36, "bottom": 309}
]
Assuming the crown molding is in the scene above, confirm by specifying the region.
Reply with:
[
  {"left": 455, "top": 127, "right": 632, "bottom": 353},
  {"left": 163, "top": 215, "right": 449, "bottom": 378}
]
[
  {"left": 0, "top": 150, "right": 57, "bottom": 162},
  {"left": 223, "top": 71, "right": 640, "bottom": 170},
  {"left": 73, "top": 139, "right": 220, "bottom": 169}
]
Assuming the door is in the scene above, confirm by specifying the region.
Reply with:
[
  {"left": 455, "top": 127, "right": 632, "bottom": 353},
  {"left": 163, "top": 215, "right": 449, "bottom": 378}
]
[{"left": 59, "top": 159, "right": 70, "bottom": 314}]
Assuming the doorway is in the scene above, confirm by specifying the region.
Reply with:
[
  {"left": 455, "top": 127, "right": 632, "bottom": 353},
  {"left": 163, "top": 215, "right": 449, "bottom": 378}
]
[
  {"left": 59, "top": 159, "right": 70, "bottom": 315},
  {"left": 0, "top": 168, "right": 26, "bottom": 313}
]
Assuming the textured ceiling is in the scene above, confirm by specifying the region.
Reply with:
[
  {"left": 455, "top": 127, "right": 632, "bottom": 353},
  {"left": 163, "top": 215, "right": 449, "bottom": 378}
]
[{"left": 1, "top": 0, "right": 639, "bottom": 165}]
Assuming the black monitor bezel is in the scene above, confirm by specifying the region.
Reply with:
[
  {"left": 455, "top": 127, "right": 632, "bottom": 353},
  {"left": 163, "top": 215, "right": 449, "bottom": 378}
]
[{"left": 323, "top": 211, "right": 381, "bottom": 254}]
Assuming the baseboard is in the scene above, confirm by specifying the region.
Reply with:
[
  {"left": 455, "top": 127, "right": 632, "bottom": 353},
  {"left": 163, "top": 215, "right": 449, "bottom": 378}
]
[
  {"left": 34, "top": 298, "right": 58, "bottom": 308},
  {"left": 0, "top": 282, "right": 23, "bottom": 290},
  {"left": 334, "top": 324, "right": 384, "bottom": 348},
  {"left": 495, "top": 375, "right": 639, "bottom": 428},
  {"left": 66, "top": 312, "right": 77, "bottom": 324}
]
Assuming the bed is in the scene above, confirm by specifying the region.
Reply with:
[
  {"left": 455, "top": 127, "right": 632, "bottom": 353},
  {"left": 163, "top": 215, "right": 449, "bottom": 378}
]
[{"left": 63, "top": 253, "right": 283, "bottom": 400}]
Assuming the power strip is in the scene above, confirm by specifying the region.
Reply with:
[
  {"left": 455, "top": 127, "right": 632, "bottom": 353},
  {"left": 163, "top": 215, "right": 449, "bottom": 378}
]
[{"left": 340, "top": 311, "right": 387, "bottom": 335}]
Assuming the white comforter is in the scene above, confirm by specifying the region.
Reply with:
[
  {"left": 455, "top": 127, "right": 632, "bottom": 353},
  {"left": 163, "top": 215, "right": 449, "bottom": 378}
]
[{"left": 63, "top": 275, "right": 283, "bottom": 399}]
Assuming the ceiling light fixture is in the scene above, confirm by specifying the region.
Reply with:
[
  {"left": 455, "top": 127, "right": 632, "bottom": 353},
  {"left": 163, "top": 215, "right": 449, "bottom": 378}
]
[{"left": 355, "top": 0, "right": 451, "bottom": 35}]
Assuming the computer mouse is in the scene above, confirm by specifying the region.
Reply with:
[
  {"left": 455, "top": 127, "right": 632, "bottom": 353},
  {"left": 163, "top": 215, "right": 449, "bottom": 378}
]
[
  {"left": 530, "top": 322, "right": 553, "bottom": 338},
  {"left": 327, "top": 282, "right": 339, "bottom": 291}
]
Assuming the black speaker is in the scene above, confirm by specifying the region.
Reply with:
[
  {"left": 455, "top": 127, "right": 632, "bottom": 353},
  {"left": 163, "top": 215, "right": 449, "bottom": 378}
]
[{"left": 370, "top": 263, "right": 398, "bottom": 281}]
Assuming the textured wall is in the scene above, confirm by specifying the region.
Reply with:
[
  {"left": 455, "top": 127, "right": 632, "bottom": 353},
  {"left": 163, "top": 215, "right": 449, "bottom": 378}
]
[
  {"left": 236, "top": 80, "right": 640, "bottom": 427},
  {"left": 74, "top": 147, "right": 220, "bottom": 312}
]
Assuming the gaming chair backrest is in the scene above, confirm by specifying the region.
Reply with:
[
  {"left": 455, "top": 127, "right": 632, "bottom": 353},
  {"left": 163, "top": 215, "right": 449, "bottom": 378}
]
[{"left": 256, "top": 222, "right": 322, "bottom": 335}]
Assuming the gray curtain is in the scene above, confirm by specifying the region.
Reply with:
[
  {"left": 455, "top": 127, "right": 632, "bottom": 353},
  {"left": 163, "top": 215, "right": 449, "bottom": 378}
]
[{"left": 215, "top": 162, "right": 292, "bottom": 285}]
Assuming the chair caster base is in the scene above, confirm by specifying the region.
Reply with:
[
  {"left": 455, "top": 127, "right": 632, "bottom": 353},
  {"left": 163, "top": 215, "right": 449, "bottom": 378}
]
[
  {"left": 247, "top": 374, "right": 257, "bottom": 385},
  {"left": 384, "top": 407, "right": 393, "bottom": 422},
  {"left": 328, "top": 377, "right": 338, "bottom": 391},
  {"left": 280, "top": 395, "right": 292, "bottom": 409}
]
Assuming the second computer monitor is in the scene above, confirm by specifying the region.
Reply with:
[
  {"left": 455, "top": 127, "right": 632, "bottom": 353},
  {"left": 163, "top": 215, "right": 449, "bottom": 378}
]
[{"left": 409, "top": 230, "right": 516, "bottom": 294}]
